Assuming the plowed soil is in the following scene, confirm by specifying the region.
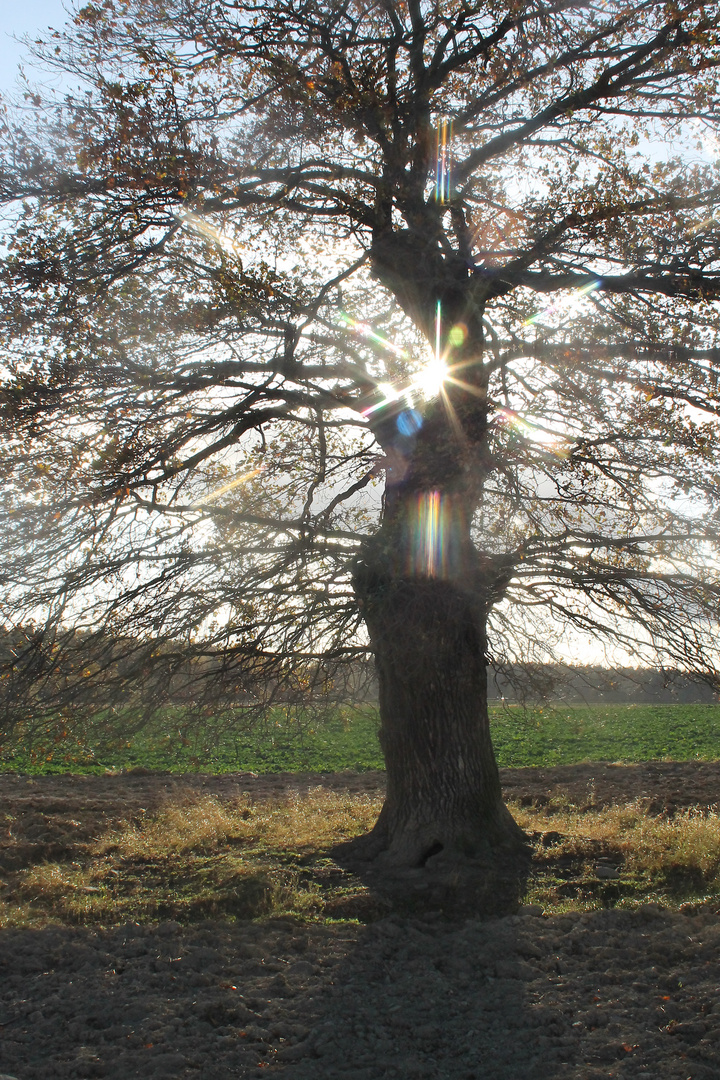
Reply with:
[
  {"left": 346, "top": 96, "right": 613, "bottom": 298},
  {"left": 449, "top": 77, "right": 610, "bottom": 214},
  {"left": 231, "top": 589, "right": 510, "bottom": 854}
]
[
  {"left": 2, "top": 757, "right": 719, "bottom": 845},
  {"left": 1, "top": 762, "right": 719, "bottom": 1080}
]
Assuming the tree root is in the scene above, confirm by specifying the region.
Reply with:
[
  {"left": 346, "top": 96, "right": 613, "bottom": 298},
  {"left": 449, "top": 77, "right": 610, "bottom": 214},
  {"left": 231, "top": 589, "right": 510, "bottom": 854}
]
[{"left": 332, "top": 815, "right": 532, "bottom": 919}]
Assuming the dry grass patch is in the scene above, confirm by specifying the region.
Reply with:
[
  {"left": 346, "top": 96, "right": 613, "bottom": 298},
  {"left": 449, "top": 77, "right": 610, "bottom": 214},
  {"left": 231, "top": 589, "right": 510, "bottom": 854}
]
[
  {"left": 512, "top": 799, "right": 720, "bottom": 911},
  {"left": 98, "top": 795, "right": 248, "bottom": 858},
  {"left": 95, "top": 788, "right": 383, "bottom": 859},
  {"left": 0, "top": 789, "right": 383, "bottom": 928},
  {"left": 238, "top": 789, "right": 382, "bottom": 852},
  {"left": 3, "top": 789, "right": 719, "bottom": 928}
]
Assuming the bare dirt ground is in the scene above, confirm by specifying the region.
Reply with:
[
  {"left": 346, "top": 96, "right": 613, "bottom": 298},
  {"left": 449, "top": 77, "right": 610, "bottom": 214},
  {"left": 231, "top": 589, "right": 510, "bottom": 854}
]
[{"left": 1, "top": 762, "right": 719, "bottom": 1080}]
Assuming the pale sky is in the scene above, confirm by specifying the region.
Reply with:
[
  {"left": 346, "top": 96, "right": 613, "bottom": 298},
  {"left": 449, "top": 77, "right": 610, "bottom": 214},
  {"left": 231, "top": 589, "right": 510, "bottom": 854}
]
[
  {"left": 0, "top": 0, "right": 704, "bottom": 670},
  {"left": 0, "top": 0, "right": 73, "bottom": 98}
]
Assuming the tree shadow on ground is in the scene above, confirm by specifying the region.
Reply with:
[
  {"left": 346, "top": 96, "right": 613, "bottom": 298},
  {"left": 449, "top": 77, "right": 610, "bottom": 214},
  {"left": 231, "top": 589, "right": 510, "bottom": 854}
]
[
  {"left": 2, "top": 902, "right": 719, "bottom": 1080},
  {"left": 330, "top": 836, "right": 533, "bottom": 922},
  {"left": 0, "top": 915, "right": 555, "bottom": 1080}
]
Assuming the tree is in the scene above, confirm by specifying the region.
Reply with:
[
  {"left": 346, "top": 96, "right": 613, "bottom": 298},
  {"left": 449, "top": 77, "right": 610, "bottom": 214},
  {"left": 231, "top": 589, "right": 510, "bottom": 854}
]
[{"left": 2, "top": 0, "right": 720, "bottom": 874}]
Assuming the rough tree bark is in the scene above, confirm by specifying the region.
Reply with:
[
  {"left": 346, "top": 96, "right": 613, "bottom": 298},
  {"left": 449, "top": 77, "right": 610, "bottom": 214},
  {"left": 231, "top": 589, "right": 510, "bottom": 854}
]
[
  {"left": 352, "top": 537, "right": 526, "bottom": 869},
  {"left": 340, "top": 230, "right": 527, "bottom": 871}
]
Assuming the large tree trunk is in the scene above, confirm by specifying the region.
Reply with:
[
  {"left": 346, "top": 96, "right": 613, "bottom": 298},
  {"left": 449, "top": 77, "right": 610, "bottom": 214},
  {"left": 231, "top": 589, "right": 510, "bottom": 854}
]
[
  {"left": 344, "top": 241, "right": 527, "bottom": 896},
  {"left": 347, "top": 529, "right": 526, "bottom": 871}
]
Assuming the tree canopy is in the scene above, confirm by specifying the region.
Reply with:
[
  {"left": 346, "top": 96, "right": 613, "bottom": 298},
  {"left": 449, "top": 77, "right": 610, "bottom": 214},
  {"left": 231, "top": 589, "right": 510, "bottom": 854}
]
[{"left": 2, "top": 0, "right": 720, "bottom": 868}]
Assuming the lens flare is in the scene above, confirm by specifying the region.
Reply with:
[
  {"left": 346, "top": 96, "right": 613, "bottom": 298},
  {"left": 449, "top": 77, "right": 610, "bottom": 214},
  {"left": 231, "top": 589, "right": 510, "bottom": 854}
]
[
  {"left": 448, "top": 323, "right": 467, "bottom": 347},
  {"left": 436, "top": 117, "right": 453, "bottom": 204},
  {"left": 687, "top": 215, "right": 719, "bottom": 236},
  {"left": 496, "top": 408, "right": 572, "bottom": 457},
  {"left": 191, "top": 467, "right": 265, "bottom": 507},
  {"left": 414, "top": 359, "right": 447, "bottom": 399},
  {"left": 524, "top": 280, "right": 601, "bottom": 328},
  {"left": 344, "top": 302, "right": 450, "bottom": 418},
  {"left": 435, "top": 299, "right": 442, "bottom": 359},
  {"left": 362, "top": 382, "right": 406, "bottom": 418},
  {"left": 414, "top": 299, "right": 448, "bottom": 397},
  {"left": 397, "top": 409, "right": 423, "bottom": 437},
  {"left": 409, "top": 491, "right": 447, "bottom": 577},
  {"left": 174, "top": 209, "right": 244, "bottom": 259},
  {"left": 339, "top": 313, "right": 410, "bottom": 359}
]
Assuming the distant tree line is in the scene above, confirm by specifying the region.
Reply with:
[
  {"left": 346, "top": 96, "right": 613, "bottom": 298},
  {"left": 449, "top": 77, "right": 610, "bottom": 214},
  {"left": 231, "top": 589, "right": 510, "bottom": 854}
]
[
  {"left": 488, "top": 664, "right": 718, "bottom": 705},
  {"left": 0, "top": 623, "right": 370, "bottom": 758},
  {"left": 1, "top": 623, "right": 714, "bottom": 755}
]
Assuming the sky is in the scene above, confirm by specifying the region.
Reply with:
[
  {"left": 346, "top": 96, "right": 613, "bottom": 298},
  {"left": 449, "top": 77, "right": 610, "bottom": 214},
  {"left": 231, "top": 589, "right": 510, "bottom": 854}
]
[
  {"left": 0, "top": 0, "right": 73, "bottom": 98},
  {"left": 0, "top": 0, "right": 709, "bottom": 670}
]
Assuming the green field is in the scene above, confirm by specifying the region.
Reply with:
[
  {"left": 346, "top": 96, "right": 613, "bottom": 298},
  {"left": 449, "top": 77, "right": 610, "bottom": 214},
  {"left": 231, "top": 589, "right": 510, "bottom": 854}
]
[{"left": 2, "top": 703, "right": 720, "bottom": 774}]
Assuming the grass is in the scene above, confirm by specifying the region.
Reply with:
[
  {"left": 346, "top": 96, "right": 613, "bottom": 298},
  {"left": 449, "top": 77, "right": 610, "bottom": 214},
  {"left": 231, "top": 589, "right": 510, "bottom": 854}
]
[
  {"left": 0, "top": 706, "right": 384, "bottom": 775},
  {"left": 0, "top": 790, "right": 383, "bottom": 929},
  {"left": 2, "top": 700, "right": 719, "bottom": 923},
  {"left": 3, "top": 703, "right": 720, "bottom": 775},
  {"left": 492, "top": 703, "right": 720, "bottom": 768},
  {"left": 1, "top": 787, "right": 719, "bottom": 929},
  {"left": 513, "top": 799, "right": 720, "bottom": 913}
]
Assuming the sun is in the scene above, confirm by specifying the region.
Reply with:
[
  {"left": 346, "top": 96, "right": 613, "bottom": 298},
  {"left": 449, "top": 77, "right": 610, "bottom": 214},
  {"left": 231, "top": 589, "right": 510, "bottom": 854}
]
[{"left": 415, "top": 357, "right": 448, "bottom": 399}]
